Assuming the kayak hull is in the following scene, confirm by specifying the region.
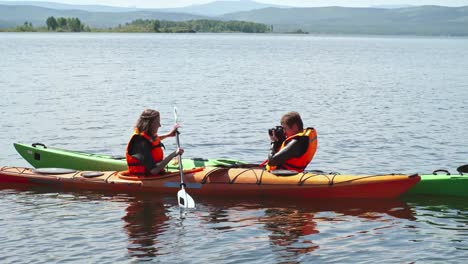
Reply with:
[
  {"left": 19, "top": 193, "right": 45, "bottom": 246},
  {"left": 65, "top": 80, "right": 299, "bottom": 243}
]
[
  {"left": 405, "top": 174, "right": 468, "bottom": 197},
  {"left": 0, "top": 166, "right": 420, "bottom": 199},
  {"left": 14, "top": 143, "right": 245, "bottom": 171}
]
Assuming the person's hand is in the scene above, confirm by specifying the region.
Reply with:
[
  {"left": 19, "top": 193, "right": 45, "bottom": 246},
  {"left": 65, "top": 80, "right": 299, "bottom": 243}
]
[
  {"left": 176, "top": 147, "right": 184, "bottom": 156},
  {"left": 269, "top": 130, "right": 278, "bottom": 142},
  {"left": 167, "top": 124, "right": 181, "bottom": 137}
]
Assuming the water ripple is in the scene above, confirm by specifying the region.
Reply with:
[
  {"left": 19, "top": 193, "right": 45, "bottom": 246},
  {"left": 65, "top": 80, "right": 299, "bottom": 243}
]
[{"left": 1, "top": 33, "right": 468, "bottom": 263}]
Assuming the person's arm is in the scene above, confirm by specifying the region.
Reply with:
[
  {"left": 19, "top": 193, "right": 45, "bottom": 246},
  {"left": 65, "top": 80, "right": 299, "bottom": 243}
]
[
  {"left": 268, "top": 138, "right": 308, "bottom": 167},
  {"left": 150, "top": 148, "right": 184, "bottom": 175},
  {"left": 159, "top": 124, "right": 180, "bottom": 141}
]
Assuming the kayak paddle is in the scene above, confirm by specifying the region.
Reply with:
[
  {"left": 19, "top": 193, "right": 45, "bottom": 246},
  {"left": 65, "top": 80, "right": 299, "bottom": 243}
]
[{"left": 174, "top": 107, "right": 195, "bottom": 209}]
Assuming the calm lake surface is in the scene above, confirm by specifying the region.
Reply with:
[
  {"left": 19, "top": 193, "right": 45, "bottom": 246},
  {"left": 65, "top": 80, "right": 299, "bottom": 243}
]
[{"left": 1, "top": 33, "right": 468, "bottom": 263}]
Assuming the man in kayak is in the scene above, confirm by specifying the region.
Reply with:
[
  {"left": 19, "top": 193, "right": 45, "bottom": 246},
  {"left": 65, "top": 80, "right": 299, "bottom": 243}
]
[
  {"left": 266, "top": 112, "right": 318, "bottom": 172},
  {"left": 126, "top": 109, "right": 184, "bottom": 176}
]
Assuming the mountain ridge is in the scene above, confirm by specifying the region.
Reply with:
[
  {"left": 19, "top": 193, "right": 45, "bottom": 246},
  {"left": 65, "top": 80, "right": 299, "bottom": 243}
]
[
  {"left": 221, "top": 5, "right": 468, "bottom": 35},
  {"left": 0, "top": 0, "right": 288, "bottom": 15}
]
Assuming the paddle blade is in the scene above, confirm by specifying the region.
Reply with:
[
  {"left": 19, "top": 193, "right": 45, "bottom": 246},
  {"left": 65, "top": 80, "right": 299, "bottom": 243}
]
[
  {"left": 173, "top": 107, "right": 179, "bottom": 124},
  {"left": 177, "top": 189, "right": 195, "bottom": 209}
]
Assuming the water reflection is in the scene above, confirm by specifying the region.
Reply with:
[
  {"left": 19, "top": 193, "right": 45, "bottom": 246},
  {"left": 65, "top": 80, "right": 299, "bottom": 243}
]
[
  {"left": 404, "top": 195, "right": 468, "bottom": 228},
  {"left": 5, "top": 184, "right": 456, "bottom": 263},
  {"left": 0, "top": 184, "right": 173, "bottom": 260},
  {"left": 121, "top": 196, "right": 170, "bottom": 259},
  {"left": 261, "top": 207, "right": 319, "bottom": 257},
  {"left": 195, "top": 197, "right": 415, "bottom": 263},
  {"left": 263, "top": 199, "right": 415, "bottom": 262},
  {"left": 405, "top": 195, "right": 468, "bottom": 211}
]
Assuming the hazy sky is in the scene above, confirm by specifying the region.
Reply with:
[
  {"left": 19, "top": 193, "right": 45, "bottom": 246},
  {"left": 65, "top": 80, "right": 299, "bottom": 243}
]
[{"left": 2, "top": 0, "right": 468, "bottom": 8}]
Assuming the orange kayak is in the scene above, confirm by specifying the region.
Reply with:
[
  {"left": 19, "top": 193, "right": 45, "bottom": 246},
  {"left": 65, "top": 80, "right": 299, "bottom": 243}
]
[{"left": 0, "top": 166, "right": 419, "bottom": 199}]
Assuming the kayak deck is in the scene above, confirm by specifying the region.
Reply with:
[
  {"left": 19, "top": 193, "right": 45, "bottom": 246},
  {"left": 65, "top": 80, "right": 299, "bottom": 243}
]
[
  {"left": 14, "top": 142, "right": 245, "bottom": 171},
  {"left": 405, "top": 174, "right": 468, "bottom": 197},
  {"left": 0, "top": 166, "right": 420, "bottom": 199}
]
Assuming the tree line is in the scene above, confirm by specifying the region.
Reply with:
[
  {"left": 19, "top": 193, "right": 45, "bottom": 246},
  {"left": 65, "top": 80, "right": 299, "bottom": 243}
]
[
  {"left": 46, "top": 16, "right": 90, "bottom": 32},
  {"left": 113, "top": 19, "right": 272, "bottom": 33},
  {"left": 9, "top": 16, "right": 90, "bottom": 32},
  {"left": 3, "top": 17, "right": 271, "bottom": 33}
]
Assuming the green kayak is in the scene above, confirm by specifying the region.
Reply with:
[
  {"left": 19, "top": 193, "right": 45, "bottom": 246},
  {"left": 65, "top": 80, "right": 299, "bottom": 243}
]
[
  {"left": 14, "top": 143, "right": 246, "bottom": 172},
  {"left": 405, "top": 165, "right": 468, "bottom": 197}
]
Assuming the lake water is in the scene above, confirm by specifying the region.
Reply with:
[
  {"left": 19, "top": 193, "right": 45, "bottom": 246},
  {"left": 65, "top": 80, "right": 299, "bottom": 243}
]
[{"left": 1, "top": 33, "right": 468, "bottom": 263}]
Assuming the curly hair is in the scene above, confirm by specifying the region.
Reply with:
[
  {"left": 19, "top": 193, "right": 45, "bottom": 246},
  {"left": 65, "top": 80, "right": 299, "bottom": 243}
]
[{"left": 135, "top": 109, "right": 160, "bottom": 135}]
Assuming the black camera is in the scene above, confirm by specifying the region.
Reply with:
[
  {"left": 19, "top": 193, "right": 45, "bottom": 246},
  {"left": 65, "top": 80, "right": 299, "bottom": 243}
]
[{"left": 268, "top": 126, "right": 286, "bottom": 142}]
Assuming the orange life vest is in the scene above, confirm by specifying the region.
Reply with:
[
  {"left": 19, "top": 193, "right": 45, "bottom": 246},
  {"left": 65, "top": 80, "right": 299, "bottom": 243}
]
[
  {"left": 267, "top": 127, "right": 318, "bottom": 172},
  {"left": 126, "top": 129, "right": 164, "bottom": 175}
]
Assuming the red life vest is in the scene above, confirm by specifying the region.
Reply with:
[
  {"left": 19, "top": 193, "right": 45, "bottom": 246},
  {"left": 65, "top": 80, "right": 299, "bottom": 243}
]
[
  {"left": 126, "top": 129, "right": 164, "bottom": 175},
  {"left": 267, "top": 128, "right": 318, "bottom": 172}
]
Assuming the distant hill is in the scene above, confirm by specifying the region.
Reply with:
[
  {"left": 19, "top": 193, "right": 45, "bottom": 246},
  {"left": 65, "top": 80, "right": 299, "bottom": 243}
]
[
  {"left": 371, "top": 5, "right": 414, "bottom": 9},
  {"left": 0, "top": 0, "right": 288, "bottom": 15},
  {"left": 0, "top": 1, "right": 141, "bottom": 12},
  {"left": 0, "top": 18, "right": 14, "bottom": 28},
  {"left": 160, "top": 0, "right": 287, "bottom": 16},
  {"left": 0, "top": 5, "right": 207, "bottom": 28},
  {"left": 222, "top": 6, "right": 468, "bottom": 35}
]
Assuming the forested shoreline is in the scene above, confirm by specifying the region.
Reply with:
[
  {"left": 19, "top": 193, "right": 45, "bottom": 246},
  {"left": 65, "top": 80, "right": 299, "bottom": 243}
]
[{"left": 0, "top": 16, "right": 272, "bottom": 33}]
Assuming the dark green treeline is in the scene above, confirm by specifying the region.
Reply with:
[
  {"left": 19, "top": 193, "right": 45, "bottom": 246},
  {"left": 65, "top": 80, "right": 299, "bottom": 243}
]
[
  {"left": 46, "top": 16, "right": 90, "bottom": 32},
  {"left": 112, "top": 19, "right": 272, "bottom": 33},
  {"left": 5, "top": 17, "right": 271, "bottom": 33}
]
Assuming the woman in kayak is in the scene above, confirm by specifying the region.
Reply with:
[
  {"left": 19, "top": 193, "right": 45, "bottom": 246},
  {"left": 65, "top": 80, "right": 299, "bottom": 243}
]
[
  {"left": 126, "top": 109, "right": 184, "bottom": 176},
  {"left": 266, "top": 112, "right": 318, "bottom": 172}
]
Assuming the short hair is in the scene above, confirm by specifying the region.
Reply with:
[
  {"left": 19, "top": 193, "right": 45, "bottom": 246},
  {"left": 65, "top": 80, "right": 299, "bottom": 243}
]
[
  {"left": 281, "top": 112, "right": 303, "bottom": 130},
  {"left": 135, "top": 109, "right": 160, "bottom": 135}
]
